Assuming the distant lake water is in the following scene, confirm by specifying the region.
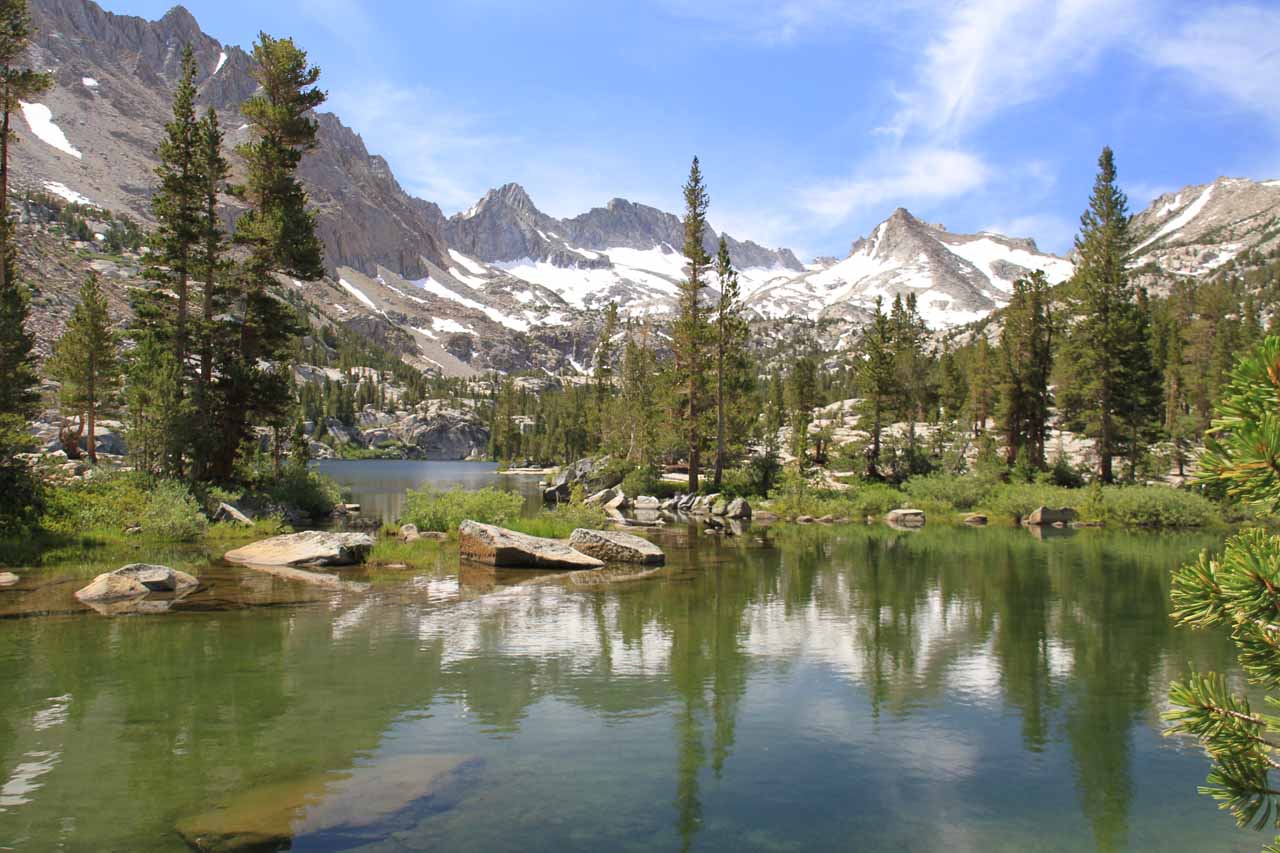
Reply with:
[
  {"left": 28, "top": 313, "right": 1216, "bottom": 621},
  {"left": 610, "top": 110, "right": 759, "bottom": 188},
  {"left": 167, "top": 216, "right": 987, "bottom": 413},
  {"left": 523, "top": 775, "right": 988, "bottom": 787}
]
[
  {"left": 313, "top": 459, "right": 544, "bottom": 522},
  {"left": 0, "top": 462, "right": 1253, "bottom": 852}
]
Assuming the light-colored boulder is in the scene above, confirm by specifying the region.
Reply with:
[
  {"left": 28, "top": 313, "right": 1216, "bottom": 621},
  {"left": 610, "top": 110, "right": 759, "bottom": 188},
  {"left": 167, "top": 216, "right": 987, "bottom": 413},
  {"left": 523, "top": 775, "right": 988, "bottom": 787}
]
[
  {"left": 886, "top": 509, "right": 926, "bottom": 528},
  {"left": 633, "top": 496, "right": 660, "bottom": 510},
  {"left": 725, "top": 498, "right": 752, "bottom": 520},
  {"left": 0, "top": 571, "right": 18, "bottom": 587},
  {"left": 584, "top": 487, "right": 619, "bottom": 507},
  {"left": 213, "top": 502, "right": 254, "bottom": 527},
  {"left": 224, "top": 531, "right": 374, "bottom": 567},
  {"left": 710, "top": 499, "right": 729, "bottom": 516},
  {"left": 796, "top": 515, "right": 816, "bottom": 524},
  {"left": 1023, "top": 506, "right": 1078, "bottom": 527},
  {"left": 458, "top": 521, "right": 604, "bottom": 570},
  {"left": 569, "top": 528, "right": 666, "bottom": 565},
  {"left": 604, "top": 492, "right": 630, "bottom": 511},
  {"left": 964, "top": 514, "right": 989, "bottom": 526},
  {"left": 399, "top": 524, "right": 421, "bottom": 543},
  {"left": 75, "top": 564, "right": 198, "bottom": 604}
]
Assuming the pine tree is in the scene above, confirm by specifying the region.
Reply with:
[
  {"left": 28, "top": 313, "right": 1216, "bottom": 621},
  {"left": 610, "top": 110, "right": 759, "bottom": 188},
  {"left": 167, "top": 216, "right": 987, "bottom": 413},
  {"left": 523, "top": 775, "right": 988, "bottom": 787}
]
[
  {"left": 191, "top": 106, "right": 231, "bottom": 480},
  {"left": 672, "top": 156, "right": 711, "bottom": 492},
  {"left": 1058, "top": 147, "right": 1154, "bottom": 483},
  {"left": 996, "top": 271, "right": 1054, "bottom": 467},
  {"left": 786, "top": 354, "right": 818, "bottom": 465},
  {"left": 140, "top": 45, "right": 202, "bottom": 371},
  {"left": 47, "top": 274, "right": 120, "bottom": 465},
  {"left": 125, "top": 337, "right": 187, "bottom": 477},
  {"left": 592, "top": 301, "right": 619, "bottom": 449},
  {"left": 212, "top": 32, "right": 326, "bottom": 481},
  {"left": 712, "top": 236, "right": 748, "bottom": 490},
  {"left": 858, "top": 297, "right": 896, "bottom": 479},
  {"left": 1166, "top": 336, "right": 1280, "bottom": 852},
  {"left": 0, "top": 0, "right": 49, "bottom": 418}
]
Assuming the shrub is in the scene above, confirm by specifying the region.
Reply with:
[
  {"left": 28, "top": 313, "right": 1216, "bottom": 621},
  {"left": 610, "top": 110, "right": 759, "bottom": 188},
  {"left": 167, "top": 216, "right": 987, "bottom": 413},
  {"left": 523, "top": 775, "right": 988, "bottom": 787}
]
[
  {"left": 769, "top": 470, "right": 904, "bottom": 520},
  {"left": 979, "top": 483, "right": 1085, "bottom": 523},
  {"left": 259, "top": 468, "right": 343, "bottom": 518},
  {"left": 903, "top": 473, "right": 994, "bottom": 512},
  {"left": 621, "top": 465, "right": 660, "bottom": 499},
  {"left": 41, "top": 473, "right": 206, "bottom": 541},
  {"left": 1099, "top": 486, "right": 1219, "bottom": 529},
  {"left": 400, "top": 486, "right": 524, "bottom": 532}
]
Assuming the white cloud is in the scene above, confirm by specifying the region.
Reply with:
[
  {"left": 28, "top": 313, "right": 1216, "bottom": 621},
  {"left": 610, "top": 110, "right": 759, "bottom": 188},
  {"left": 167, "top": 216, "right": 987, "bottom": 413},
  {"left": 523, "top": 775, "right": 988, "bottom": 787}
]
[
  {"left": 801, "top": 147, "right": 990, "bottom": 220},
  {"left": 1143, "top": 4, "right": 1280, "bottom": 119},
  {"left": 658, "top": 0, "right": 898, "bottom": 43}
]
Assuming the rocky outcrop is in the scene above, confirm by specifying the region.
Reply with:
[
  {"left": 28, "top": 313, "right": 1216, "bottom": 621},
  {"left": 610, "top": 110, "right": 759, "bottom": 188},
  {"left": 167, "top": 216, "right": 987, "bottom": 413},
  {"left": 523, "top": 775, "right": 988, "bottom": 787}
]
[
  {"left": 1023, "top": 507, "right": 1078, "bottom": 527},
  {"left": 394, "top": 406, "right": 489, "bottom": 461},
  {"left": 568, "top": 528, "right": 665, "bottom": 565},
  {"left": 885, "top": 509, "right": 926, "bottom": 528},
  {"left": 224, "top": 532, "right": 375, "bottom": 567},
  {"left": 458, "top": 521, "right": 604, "bottom": 569}
]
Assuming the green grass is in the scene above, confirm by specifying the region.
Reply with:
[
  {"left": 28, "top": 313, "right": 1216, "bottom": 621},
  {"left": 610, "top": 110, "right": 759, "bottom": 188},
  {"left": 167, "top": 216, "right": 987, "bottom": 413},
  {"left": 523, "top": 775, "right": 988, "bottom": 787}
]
[
  {"left": 367, "top": 536, "right": 444, "bottom": 569},
  {"left": 505, "top": 503, "right": 609, "bottom": 539}
]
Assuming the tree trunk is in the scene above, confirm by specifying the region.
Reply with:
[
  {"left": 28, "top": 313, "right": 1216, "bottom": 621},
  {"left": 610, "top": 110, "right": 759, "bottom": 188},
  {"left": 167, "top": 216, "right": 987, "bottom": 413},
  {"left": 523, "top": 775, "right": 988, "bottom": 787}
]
[
  {"left": 0, "top": 94, "right": 10, "bottom": 293},
  {"left": 87, "top": 399, "right": 97, "bottom": 465}
]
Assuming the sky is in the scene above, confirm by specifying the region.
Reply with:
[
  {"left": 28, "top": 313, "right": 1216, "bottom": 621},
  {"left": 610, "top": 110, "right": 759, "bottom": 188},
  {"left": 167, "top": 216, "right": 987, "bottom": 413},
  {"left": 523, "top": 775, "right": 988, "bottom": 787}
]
[{"left": 100, "top": 0, "right": 1280, "bottom": 259}]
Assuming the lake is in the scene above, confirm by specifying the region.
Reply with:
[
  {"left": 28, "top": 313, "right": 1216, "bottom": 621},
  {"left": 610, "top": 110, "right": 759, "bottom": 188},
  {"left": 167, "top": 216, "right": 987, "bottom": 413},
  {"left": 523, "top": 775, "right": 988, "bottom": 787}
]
[
  {"left": 0, "top": 462, "right": 1256, "bottom": 851},
  {"left": 312, "top": 460, "right": 545, "bottom": 522}
]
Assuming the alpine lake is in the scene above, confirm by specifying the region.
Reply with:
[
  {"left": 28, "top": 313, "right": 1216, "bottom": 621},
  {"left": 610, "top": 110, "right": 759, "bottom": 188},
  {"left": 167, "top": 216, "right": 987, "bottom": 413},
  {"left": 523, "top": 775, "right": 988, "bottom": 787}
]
[{"left": 0, "top": 461, "right": 1260, "bottom": 851}]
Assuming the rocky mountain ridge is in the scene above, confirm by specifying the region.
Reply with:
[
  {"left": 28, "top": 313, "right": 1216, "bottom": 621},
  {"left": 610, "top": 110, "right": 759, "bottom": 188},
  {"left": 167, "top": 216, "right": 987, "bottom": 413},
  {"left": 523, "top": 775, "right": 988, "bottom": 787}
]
[{"left": 11, "top": 0, "right": 1280, "bottom": 379}]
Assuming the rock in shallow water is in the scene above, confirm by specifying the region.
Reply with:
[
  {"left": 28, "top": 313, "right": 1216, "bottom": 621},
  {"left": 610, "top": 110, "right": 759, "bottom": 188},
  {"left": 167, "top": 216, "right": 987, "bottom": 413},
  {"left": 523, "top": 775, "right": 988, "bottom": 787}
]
[
  {"left": 224, "top": 531, "right": 374, "bottom": 568},
  {"left": 0, "top": 571, "right": 19, "bottom": 587},
  {"left": 569, "top": 528, "right": 665, "bottom": 565},
  {"left": 885, "top": 508, "right": 926, "bottom": 529},
  {"left": 458, "top": 521, "right": 603, "bottom": 570},
  {"left": 176, "top": 754, "right": 475, "bottom": 852},
  {"left": 74, "top": 564, "right": 200, "bottom": 614}
]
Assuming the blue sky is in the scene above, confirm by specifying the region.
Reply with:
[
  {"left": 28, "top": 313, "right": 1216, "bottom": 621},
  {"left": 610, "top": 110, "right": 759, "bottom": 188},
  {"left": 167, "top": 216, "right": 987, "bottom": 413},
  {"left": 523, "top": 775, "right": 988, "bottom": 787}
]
[{"left": 101, "top": 0, "right": 1280, "bottom": 258}]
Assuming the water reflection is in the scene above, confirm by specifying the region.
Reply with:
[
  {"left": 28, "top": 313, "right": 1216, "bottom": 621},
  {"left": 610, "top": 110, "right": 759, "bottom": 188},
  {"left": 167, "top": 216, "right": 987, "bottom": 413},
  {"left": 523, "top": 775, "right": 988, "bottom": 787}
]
[{"left": 0, "top": 524, "right": 1244, "bottom": 851}]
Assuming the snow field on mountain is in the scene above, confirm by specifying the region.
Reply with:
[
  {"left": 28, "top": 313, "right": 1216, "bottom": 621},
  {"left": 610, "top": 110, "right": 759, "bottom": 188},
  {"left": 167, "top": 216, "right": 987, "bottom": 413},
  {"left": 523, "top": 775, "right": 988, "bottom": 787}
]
[{"left": 20, "top": 102, "right": 81, "bottom": 159}]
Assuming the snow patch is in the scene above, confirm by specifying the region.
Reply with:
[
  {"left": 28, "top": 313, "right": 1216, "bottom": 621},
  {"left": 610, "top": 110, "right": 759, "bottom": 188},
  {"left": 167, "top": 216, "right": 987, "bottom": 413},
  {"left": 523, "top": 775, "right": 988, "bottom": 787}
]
[
  {"left": 81, "top": 77, "right": 98, "bottom": 89},
  {"left": 337, "top": 278, "right": 380, "bottom": 313},
  {"left": 432, "top": 317, "right": 473, "bottom": 335},
  {"left": 1137, "top": 184, "right": 1214, "bottom": 250},
  {"left": 19, "top": 102, "right": 82, "bottom": 159},
  {"left": 447, "top": 249, "right": 489, "bottom": 277},
  {"left": 43, "top": 181, "right": 94, "bottom": 207},
  {"left": 213, "top": 51, "right": 228, "bottom": 75}
]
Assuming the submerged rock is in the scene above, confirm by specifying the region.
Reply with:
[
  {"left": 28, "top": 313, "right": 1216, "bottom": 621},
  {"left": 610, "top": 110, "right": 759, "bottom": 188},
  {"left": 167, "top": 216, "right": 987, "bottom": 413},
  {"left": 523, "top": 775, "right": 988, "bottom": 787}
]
[
  {"left": 569, "top": 528, "right": 666, "bottom": 565},
  {"left": 886, "top": 509, "right": 926, "bottom": 528},
  {"left": 458, "top": 521, "right": 604, "bottom": 570},
  {"left": 176, "top": 754, "right": 474, "bottom": 852},
  {"left": 224, "top": 531, "right": 374, "bottom": 568}
]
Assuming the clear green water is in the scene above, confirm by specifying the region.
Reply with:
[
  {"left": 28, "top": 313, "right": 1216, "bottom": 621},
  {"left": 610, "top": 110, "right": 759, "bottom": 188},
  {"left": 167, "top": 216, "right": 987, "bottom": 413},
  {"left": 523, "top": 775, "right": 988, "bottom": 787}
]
[{"left": 0, "top": 516, "right": 1256, "bottom": 851}]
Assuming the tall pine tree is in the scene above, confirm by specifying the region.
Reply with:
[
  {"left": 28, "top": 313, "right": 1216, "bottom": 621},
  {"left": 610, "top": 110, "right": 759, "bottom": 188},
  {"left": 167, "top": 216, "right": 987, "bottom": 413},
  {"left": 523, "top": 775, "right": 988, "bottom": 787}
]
[
  {"left": 0, "top": 0, "right": 49, "bottom": 418},
  {"left": 672, "top": 157, "right": 711, "bottom": 492},
  {"left": 212, "top": 32, "right": 326, "bottom": 481},
  {"left": 1058, "top": 147, "right": 1153, "bottom": 482},
  {"left": 712, "top": 236, "right": 748, "bottom": 490},
  {"left": 857, "top": 297, "right": 895, "bottom": 479}
]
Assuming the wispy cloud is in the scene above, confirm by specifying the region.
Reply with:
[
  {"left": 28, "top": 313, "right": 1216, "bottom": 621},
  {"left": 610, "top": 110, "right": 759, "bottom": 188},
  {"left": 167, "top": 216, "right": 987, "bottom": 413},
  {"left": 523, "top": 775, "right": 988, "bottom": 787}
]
[
  {"left": 801, "top": 147, "right": 990, "bottom": 220},
  {"left": 326, "top": 81, "right": 514, "bottom": 209},
  {"left": 1143, "top": 4, "right": 1280, "bottom": 120},
  {"left": 981, "top": 213, "right": 1078, "bottom": 254},
  {"left": 883, "top": 0, "right": 1147, "bottom": 141}
]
